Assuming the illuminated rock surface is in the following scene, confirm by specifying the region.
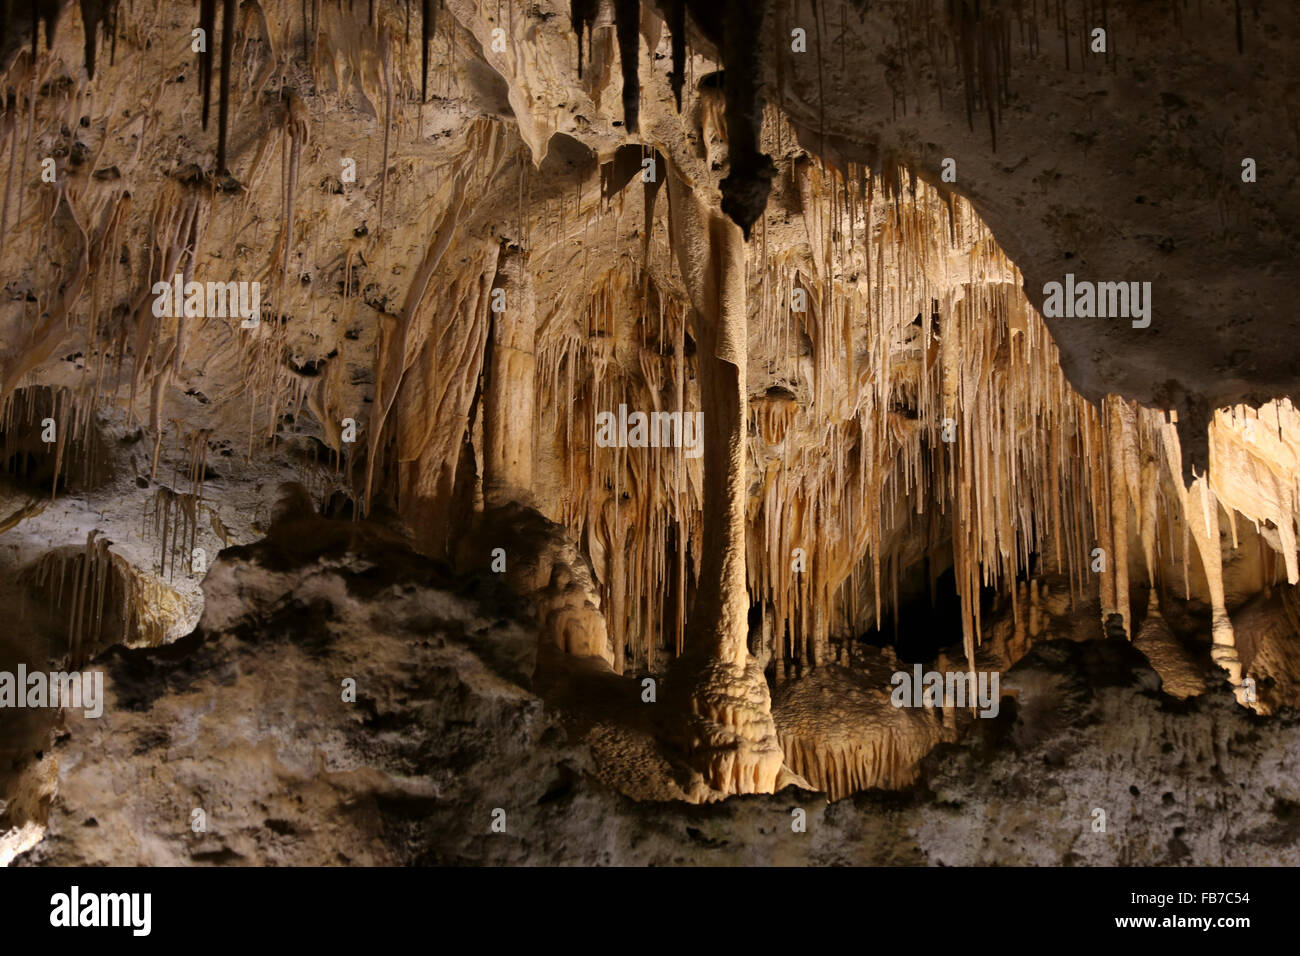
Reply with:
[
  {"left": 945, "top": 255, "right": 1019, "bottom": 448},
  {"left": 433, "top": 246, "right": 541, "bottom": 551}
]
[{"left": 1, "top": 0, "right": 1299, "bottom": 864}]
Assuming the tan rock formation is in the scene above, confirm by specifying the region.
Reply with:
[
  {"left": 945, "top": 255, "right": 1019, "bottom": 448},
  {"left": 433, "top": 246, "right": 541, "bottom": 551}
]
[
  {"left": 665, "top": 168, "right": 781, "bottom": 795},
  {"left": 2, "top": 0, "right": 1300, "bottom": 842},
  {"left": 483, "top": 242, "right": 537, "bottom": 510}
]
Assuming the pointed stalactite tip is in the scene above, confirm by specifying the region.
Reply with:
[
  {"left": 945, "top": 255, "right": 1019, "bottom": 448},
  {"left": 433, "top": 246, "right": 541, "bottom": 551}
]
[
  {"left": 422, "top": 0, "right": 435, "bottom": 103},
  {"left": 614, "top": 0, "right": 641, "bottom": 133},
  {"left": 570, "top": 0, "right": 598, "bottom": 79},
  {"left": 78, "top": 0, "right": 114, "bottom": 80},
  {"left": 721, "top": 157, "right": 776, "bottom": 241},
  {"left": 668, "top": 0, "right": 686, "bottom": 112}
]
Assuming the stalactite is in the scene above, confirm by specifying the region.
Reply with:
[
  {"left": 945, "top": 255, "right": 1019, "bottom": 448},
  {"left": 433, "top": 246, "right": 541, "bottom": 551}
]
[
  {"left": 216, "top": 0, "right": 236, "bottom": 172},
  {"left": 613, "top": 0, "right": 640, "bottom": 132},
  {"left": 422, "top": 0, "right": 435, "bottom": 102},
  {"left": 144, "top": 485, "right": 200, "bottom": 582},
  {"left": 25, "top": 0, "right": 61, "bottom": 58},
  {"left": 570, "top": 0, "right": 597, "bottom": 79},
  {"left": 364, "top": 169, "right": 467, "bottom": 510},
  {"left": 667, "top": 0, "right": 685, "bottom": 111},
  {"left": 10, "top": 3, "right": 1299, "bottom": 815},
  {"left": 483, "top": 243, "right": 537, "bottom": 509},
  {"left": 718, "top": 0, "right": 775, "bottom": 238},
  {"left": 1107, "top": 395, "right": 1132, "bottom": 638},
  {"left": 77, "top": 0, "right": 119, "bottom": 80},
  {"left": 281, "top": 91, "right": 310, "bottom": 294},
  {"left": 200, "top": 0, "right": 217, "bottom": 127},
  {"left": 0, "top": 57, "right": 27, "bottom": 254},
  {"left": 379, "top": 28, "right": 393, "bottom": 227},
  {"left": 25, "top": 537, "right": 174, "bottom": 660}
]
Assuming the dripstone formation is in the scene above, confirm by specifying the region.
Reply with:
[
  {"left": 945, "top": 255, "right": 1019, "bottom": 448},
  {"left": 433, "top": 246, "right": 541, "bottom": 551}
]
[{"left": 1, "top": 0, "right": 1298, "bottom": 866}]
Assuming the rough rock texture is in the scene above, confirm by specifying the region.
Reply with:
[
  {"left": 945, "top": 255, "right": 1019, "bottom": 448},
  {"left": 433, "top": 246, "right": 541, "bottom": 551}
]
[
  {"left": 2, "top": 0, "right": 1300, "bottom": 855},
  {"left": 13, "top": 528, "right": 1300, "bottom": 864},
  {"left": 21, "top": 514, "right": 556, "bottom": 865}
]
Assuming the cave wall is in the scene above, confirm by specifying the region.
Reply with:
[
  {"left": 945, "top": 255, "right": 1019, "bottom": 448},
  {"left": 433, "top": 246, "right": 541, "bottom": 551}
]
[{"left": 0, "top": 0, "right": 1298, "bottom": 815}]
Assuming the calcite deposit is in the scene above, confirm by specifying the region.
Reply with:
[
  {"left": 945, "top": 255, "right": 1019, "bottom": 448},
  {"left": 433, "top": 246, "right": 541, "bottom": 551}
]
[{"left": 1, "top": 0, "right": 1299, "bottom": 866}]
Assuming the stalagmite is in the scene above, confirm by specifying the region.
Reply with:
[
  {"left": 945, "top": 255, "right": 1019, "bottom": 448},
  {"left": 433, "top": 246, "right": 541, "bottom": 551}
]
[
  {"left": 1106, "top": 395, "right": 1132, "bottom": 638},
  {"left": 483, "top": 243, "right": 536, "bottom": 509},
  {"left": 1132, "top": 591, "right": 1205, "bottom": 699},
  {"left": 774, "top": 661, "right": 947, "bottom": 800},
  {"left": 1156, "top": 417, "right": 1241, "bottom": 684},
  {"left": 665, "top": 168, "right": 781, "bottom": 795}
]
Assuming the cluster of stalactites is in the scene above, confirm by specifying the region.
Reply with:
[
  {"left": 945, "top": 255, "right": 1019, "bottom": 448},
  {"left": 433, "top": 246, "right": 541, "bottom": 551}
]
[
  {"left": 1088, "top": 397, "right": 1300, "bottom": 687},
  {"left": 0, "top": 386, "right": 102, "bottom": 495},
  {"left": 531, "top": 155, "right": 1108, "bottom": 678},
  {"left": 743, "top": 158, "right": 1101, "bottom": 678},
  {"left": 533, "top": 148, "right": 1300, "bottom": 689},
  {"left": 19, "top": 530, "right": 170, "bottom": 663},
  {"left": 536, "top": 266, "right": 705, "bottom": 673}
]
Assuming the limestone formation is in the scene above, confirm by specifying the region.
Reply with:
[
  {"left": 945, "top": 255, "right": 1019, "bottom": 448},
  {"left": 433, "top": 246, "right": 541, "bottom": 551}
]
[{"left": 1, "top": 0, "right": 1299, "bottom": 866}]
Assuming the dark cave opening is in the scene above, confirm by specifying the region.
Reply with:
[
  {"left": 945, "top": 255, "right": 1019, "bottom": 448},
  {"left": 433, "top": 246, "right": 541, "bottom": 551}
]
[
  {"left": 0, "top": 386, "right": 110, "bottom": 493},
  {"left": 858, "top": 559, "right": 999, "bottom": 665},
  {"left": 2, "top": 450, "right": 50, "bottom": 490}
]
